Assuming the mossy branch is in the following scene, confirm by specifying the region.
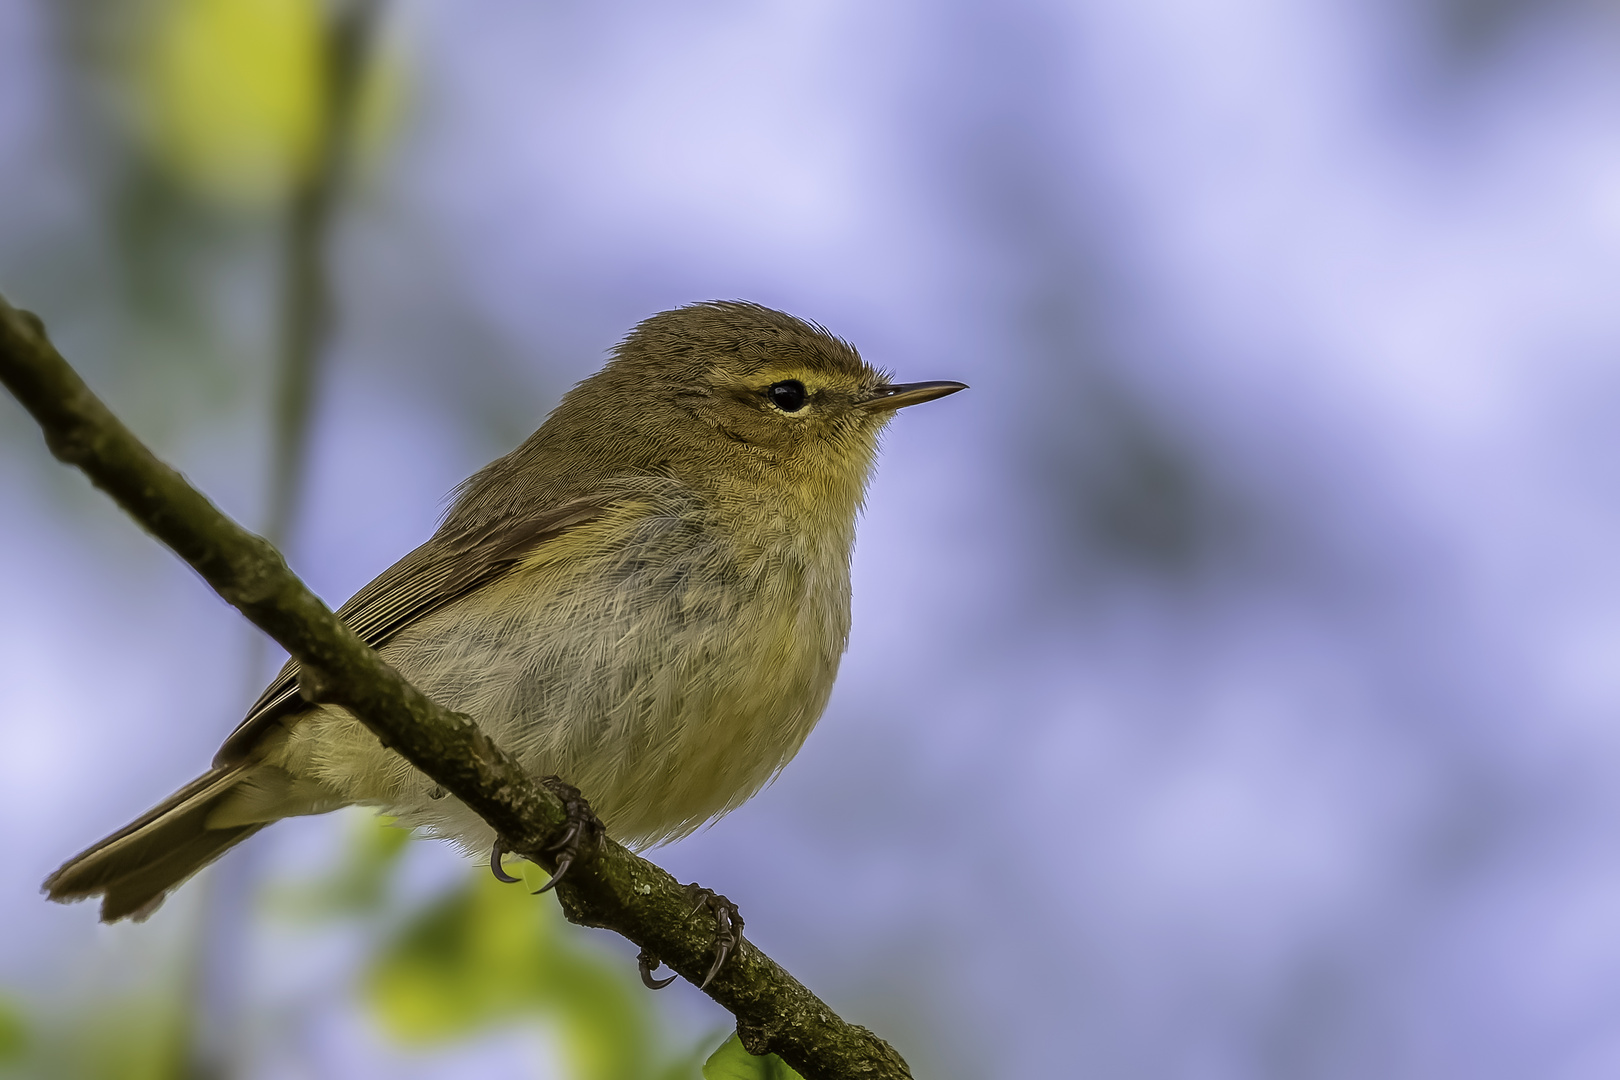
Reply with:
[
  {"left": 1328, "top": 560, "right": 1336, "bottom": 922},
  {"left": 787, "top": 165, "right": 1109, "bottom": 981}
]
[{"left": 0, "top": 293, "right": 912, "bottom": 1080}]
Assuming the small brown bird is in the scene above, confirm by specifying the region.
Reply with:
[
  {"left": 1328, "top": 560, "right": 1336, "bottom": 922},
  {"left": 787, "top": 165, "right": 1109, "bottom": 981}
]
[{"left": 44, "top": 301, "right": 965, "bottom": 923}]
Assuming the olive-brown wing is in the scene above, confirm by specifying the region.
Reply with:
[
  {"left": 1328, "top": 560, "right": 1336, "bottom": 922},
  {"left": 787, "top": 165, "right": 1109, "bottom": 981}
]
[{"left": 213, "top": 498, "right": 604, "bottom": 765}]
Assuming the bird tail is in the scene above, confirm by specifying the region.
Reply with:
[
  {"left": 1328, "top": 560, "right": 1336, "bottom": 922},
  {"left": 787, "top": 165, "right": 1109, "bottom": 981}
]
[{"left": 43, "top": 764, "right": 268, "bottom": 923}]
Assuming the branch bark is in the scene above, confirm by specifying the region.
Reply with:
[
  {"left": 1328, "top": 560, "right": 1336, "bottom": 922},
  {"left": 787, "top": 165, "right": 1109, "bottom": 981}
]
[{"left": 0, "top": 293, "right": 913, "bottom": 1080}]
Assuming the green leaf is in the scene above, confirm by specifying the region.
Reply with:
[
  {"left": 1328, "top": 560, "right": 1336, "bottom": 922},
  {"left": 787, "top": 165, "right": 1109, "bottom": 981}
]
[
  {"left": 364, "top": 871, "right": 551, "bottom": 1040},
  {"left": 0, "top": 997, "right": 24, "bottom": 1062},
  {"left": 702, "top": 1033, "right": 804, "bottom": 1080},
  {"left": 364, "top": 865, "right": 662, "bottom": 1080},
  {"left": 267, "top": 811, "right": 413, "bottom": 919},
  {"left": 45, "top": 994, "right": 185, "bottom": 1080}
]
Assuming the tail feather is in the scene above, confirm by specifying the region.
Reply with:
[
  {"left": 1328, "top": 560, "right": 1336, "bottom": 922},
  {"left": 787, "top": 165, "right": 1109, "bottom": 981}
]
[{"left": 44, "top": 765, "right": 266, "bottom": 922}]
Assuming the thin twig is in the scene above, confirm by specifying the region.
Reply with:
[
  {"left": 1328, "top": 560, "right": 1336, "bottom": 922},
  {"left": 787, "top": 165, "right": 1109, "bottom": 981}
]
[
  {"left": 265, "top": 0, "right": 380, "bottom": 545},
  {"left": 0, "top": 294, "right": 913, "bottom": 1080}
]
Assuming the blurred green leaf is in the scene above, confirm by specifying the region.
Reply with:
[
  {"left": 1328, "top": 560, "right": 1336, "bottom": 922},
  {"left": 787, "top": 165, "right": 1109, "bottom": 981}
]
[
  {"left": 701, "top": 1034, "right": 803, "bottom": 1080},
  {"left": 0, "top": 997, "right": 25, "bottom": 1063},
  {"left": 364, "top": 865, "right": 672, "bottom": 1080},
  {"left": 364, "top": 867, "right": 551, "bottom": 1039},
  {"left": 129, "top": 0, "right": 404, "bottom": 205},
  {"left": 139, "top": 0, "right": 322, "bottom": 203},
  {"left": 267, "top": 812, "right": 413, "bottom": 919},
  {"left": 69, "top": 998, "right": 185, "bottom": 1080},
  {"left": 8, "top": 992, "right": 187, "bottom": 1080}
]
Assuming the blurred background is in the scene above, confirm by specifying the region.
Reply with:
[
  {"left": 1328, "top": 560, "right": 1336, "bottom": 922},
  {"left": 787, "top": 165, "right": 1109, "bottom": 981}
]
[{"left": 5, "top": 0, "right": 1620, "bottom": 1076}]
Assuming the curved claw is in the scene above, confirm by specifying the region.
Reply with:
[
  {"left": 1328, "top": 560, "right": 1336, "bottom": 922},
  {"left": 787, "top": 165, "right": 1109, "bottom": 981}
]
[
  {"left": 684, "top": 885, "right": 744, "bottom": 991},
  {"left": 553, "top": 821, "right": 580, "bottom": 848},
  {"left": 638, "top": 949, "right": 677, "bottom": 990},
  {"left": 533, "top": 852, "right": 571, "bottom": 894},
  {"left": 531, "top": 778, "right": 600, "bottom": 894},
  {"left": 699, "top": 938, "right": 732, "bottom": 991},
  {"left": 489, "top": 841, "right": 522, "bottom": 884}
]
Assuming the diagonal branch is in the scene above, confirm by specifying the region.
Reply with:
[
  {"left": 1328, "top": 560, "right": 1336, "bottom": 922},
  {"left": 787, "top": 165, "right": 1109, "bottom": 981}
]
[{"left": 0, "top": 293, "right": 913, "bottom": 1080}]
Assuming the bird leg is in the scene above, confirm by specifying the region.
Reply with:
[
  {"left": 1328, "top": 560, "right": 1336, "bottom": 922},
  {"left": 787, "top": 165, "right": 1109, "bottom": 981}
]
[
  {"left": 685, "top": 883, "right": 745, "bottom": 990},
  {"left": 533, "top": 776, "right": 601, "bottom": 894}
]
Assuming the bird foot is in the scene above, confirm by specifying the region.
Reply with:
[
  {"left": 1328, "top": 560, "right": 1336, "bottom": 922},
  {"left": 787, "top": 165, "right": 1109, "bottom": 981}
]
[
  {"left": 685, "top": 883, "right": 745, "bottom": 990},
  {"left": 633, "top": 887, "right": 744, "bottom": 992},
  {"left": 486, "top": 777, "right": 601, "bottom": 893},
  {"left": 535, "top": 776, "right": 601, "bottom": 893}
]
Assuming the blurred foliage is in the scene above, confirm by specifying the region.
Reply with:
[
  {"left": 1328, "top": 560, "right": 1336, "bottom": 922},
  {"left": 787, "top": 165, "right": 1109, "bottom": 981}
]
[
  {"left": 130, "top": 0, "right": 402, "bottom": 206},
  {"left": 0, "top": 967, "right": 189, "bottom": 1079},
  {"left": 1074, "top": 406, "right": 1225, "bottom": 576},
  {"left": 1421, "top": 0, "right": 1598, "bottom": 59},
  {"left": 38, "top": 998, "right": 185, "bottom": 1080},
  {"left": 267, "top": 815, "right": 710, "bottom": 1079},
  {"left": 0, "top": 999, "right": 24, "bottom": 1064},
  {"left": 3, "top": 797, "right": 715, "bottom": 1078},
  {"left": 1033, "top": 364, "right": 1246, "bottom": 587},
  {"left": 138, "top": 0, "right": 324, "bottom": 202},
  {"left": 264, "top": 812, "right": 413, "bottom": 920},
  {"left": 699, "top": 1035, "right": 802, "bottom": 1080},
  {"left": 362, "top": 861, "right": 700, "bottom": 1080}
]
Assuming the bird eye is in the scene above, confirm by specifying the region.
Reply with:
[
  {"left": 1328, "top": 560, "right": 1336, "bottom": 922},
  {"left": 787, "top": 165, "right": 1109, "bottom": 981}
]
[{"left": 767, "top": 380, "right": 808, "bottom": 412}]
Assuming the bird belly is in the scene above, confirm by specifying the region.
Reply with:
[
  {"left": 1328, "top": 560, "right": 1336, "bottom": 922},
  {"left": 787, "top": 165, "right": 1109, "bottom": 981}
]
[{"left": 278, "top": 519, "right": 850, "bottom": 853}]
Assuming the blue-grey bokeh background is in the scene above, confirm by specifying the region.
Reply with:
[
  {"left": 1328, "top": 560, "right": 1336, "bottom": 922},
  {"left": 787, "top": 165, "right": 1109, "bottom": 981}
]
[{"left": 6, "top": 0, "right": 1620, "bottom": 1076}]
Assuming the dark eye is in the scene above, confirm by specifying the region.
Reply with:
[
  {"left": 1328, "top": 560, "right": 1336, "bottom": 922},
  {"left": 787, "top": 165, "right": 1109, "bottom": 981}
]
[{"left": 767, "top": 380, "right": 808, "bottom": 412}]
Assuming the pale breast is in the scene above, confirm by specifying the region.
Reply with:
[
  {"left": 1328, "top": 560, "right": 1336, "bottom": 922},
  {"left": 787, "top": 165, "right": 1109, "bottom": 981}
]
[{"left": 287, "top": 491, "right": 853, "bottom": 852}]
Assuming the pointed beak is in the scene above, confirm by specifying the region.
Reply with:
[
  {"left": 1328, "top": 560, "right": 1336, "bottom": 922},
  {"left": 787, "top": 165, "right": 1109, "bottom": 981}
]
[{"left": 857, "top": 380, "right": 969, "bottom": 411}]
